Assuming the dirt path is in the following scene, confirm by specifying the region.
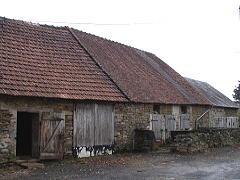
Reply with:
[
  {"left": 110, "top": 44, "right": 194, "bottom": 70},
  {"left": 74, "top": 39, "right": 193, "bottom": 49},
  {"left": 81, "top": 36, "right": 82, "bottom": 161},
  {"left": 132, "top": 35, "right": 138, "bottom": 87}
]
[{"left": 1, "top": 147, "right": 240, "bottom": 180}]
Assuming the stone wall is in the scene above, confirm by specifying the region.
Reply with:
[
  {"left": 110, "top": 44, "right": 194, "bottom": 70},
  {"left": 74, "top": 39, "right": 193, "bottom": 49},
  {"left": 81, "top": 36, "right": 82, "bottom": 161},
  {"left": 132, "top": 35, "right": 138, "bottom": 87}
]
[
  {"left": 159, "top": 105, "right": 212, "bottom": 130},
  {"left": 0, "top": 108, "right": 15, "bottom": 163},
  {"left": 224, "top": 107, "right": 239, "bottom": 117},
  {"left": 114, "top": 103, "right": 218, "bottom": 151},
  {"left": 0, "top": 95, "right": 73, "bottom": 163},
  {"left": 159, "top": 104, "right": 172, "bottom": 114},
  {"left": 114, "top": 103, "right": 239, "bottom": 153},
  {"left": 159, "top": 105, "right": 213, "bottom": 130},
  {"left": 114, "top": 103, "right": 154, "bottom": 151},
  {"left": 210, "top": 107, "right": 225, "bottom": 127},
  {"left": 191, "top": 105, "right": 210, "bottom": 128},
  {"left": 171, "top": 128, "right": 240, "bottom": 153},
  {"left": 209, "top": 107, "right": 239, "bottom": 128}
]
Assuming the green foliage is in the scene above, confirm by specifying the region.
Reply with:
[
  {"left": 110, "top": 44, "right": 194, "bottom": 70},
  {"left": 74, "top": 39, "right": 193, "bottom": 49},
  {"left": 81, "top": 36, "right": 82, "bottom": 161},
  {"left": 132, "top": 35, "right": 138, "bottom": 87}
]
[{"left": 233, "top": 81, "right": 240, "bottom": 102}]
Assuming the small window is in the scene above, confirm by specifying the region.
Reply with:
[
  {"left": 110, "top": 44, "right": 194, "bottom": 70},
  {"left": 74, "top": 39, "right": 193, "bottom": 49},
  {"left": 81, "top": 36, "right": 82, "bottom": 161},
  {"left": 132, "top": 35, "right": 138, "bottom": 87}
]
[
  {"left": 181, "top": 105, "right": 187, "bottom": 114},
  {"left": 153, "top": 105, "right": 160, "bottom": 114}
]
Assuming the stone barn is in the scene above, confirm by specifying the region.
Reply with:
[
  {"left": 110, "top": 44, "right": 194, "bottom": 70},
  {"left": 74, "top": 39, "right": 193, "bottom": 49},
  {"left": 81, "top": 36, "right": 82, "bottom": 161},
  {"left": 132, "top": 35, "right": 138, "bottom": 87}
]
[
  {"left": 0, "top": 17, "right": 128, "bottom": 162},
  {"left": 71, "top": 30, "right": 216, "bottom": 150},
  {"left": 1, "top": 17, "right": 238, "bottom": 162},
  {"left": 186, "top": 78, "right": 239, "bottom": 129},
  {"left": 73, "top": 28, "right": 239, "bottom": 150}
]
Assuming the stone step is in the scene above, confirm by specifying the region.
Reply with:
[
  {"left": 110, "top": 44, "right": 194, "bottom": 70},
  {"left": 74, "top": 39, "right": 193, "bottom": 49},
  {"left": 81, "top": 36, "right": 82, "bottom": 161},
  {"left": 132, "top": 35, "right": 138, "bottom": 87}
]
[
  {"left": 20, "top": 162, "right": 44, "bottom": 170},
  {"left": 16, "top": 159, "right": 40, "bottom": 164}
]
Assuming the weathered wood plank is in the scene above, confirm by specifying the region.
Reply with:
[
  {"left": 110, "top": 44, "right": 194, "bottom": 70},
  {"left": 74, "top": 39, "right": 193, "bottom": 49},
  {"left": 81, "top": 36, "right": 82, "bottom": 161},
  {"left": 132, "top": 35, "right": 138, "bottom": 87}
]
[
  {"left": 74, "top": 103, "right": 95, "bottom": 146},
  {"left": 40, "top": 112, "right": 65, "bottom": 160},
  {"left": 218, "top": 117, "right": 224, "bottom": 128},
  {"left": 74, "top": 103, "right": 114, "bottom": 148},
  {"left": 39, "top": 153, "right": 63, "bottom": 160},
  {"left": 165, "top": 115, "right": 175, "bottom": 139},
  {"left": 95, "top": 104, "right": 114, "bottom": 145},
  {"left": 41, "top": 121, "right": 63, "bottom": 153},
  {"left": 151, "top": 114, "right": 162, "bottom": 141},
  {"left": 32, "top": 113, "right": 40, "bottom": 158},
  {"left": 180, "top": 114, "right": 190, "bottom": 130}
]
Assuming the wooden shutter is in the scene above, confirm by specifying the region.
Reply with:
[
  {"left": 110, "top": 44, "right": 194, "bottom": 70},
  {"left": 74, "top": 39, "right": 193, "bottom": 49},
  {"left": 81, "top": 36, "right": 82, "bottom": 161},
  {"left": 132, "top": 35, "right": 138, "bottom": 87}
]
[
  {"left": 233, "top": 117, "right": 239, "bottom": 128},
  {"left": 231, "top": 117, "right": 238, "bottom": 128},
  {"left": 226, "top": 117, "right": 232, "bottom": 128},
  {"left": 218, "top": 117, "right": 224, "bottom": 128},
  {"left": 40, "top": 112, "right": 65, "bottom": 160}
]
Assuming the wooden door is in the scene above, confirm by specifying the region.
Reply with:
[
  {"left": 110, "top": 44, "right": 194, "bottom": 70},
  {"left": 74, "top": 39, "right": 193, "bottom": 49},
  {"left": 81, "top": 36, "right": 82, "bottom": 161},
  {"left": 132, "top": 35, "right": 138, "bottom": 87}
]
[
  {"left": 180, "top": 114, "right": 190, "bottom": 130},
  {"left": 165, "top": 115, "right": 175, "bottom": 139},
  {"left": 74, "top": 103, "right": 114, "bottom": 157},
  {"left": 95, "top": 104, "right": 114, "bottom": 146},
  {"left": 151, "top": 114, "right": 163, "bottom": 141},
  {"left": 40, "top": 112, "right": 65, "bottom": 160},
  {"left": 74, "top": 103, "right": 95, "bottom": 147}
]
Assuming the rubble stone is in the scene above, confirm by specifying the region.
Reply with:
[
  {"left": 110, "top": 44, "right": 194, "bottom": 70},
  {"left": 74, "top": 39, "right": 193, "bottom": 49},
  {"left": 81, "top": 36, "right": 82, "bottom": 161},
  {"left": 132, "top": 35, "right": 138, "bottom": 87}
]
[
  {"left": 171, "top": 128, "right": 240, "bottom": 153},
  {"left": 0, "top": 95, "right": 73, "bottom": 163}
]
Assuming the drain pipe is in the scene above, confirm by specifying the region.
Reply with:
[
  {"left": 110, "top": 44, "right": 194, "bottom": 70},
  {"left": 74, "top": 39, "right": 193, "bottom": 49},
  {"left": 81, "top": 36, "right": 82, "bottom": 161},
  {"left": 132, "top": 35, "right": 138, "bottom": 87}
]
[{"left": 195, "top": 106, "right": 213, "bottom": 129}]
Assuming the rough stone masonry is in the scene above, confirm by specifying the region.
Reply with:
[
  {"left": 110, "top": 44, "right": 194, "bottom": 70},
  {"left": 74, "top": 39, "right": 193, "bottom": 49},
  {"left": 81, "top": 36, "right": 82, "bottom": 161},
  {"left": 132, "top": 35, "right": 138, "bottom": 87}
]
[{"left": 171, "top": 128, "right": 240, "bottom": 153}]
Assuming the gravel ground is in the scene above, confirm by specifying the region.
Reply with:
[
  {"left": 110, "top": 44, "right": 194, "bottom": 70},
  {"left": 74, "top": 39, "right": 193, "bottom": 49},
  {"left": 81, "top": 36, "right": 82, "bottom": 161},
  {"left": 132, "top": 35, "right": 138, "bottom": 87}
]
[{"left": 1, "top": 147, "right": 240, "bottom": 180}]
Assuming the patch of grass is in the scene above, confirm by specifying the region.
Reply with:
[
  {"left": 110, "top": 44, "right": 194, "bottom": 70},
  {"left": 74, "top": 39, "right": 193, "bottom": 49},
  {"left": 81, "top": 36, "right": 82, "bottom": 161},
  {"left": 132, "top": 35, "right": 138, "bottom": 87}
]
[
  {"left": 0, "top": 162, "right": 22, "bottom": 175},
  {"left": 152, "top": 145, "right": 160, "bottom": 151},
  {"left": 40, "top": 156, "right": 88, "bottom": 168}
]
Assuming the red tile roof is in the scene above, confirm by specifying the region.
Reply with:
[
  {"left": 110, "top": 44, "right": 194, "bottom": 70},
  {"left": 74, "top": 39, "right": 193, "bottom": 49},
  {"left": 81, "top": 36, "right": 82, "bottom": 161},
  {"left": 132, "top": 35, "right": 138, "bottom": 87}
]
[
  {"left": 72, "top": 30, "right": 211, "bottom": 105},
  {"left": 0, "top": 17, "right": 128, "bottom": 102},
  {"left": 0, "top": 17, "right": 211, "bottom": 105}
]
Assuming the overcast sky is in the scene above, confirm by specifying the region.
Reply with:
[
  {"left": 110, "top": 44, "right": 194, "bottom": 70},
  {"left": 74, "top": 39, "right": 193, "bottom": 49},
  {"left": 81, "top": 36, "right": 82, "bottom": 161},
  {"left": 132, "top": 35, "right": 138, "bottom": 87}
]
[{"left": 1, "top": 0, "right": 240, "bottom": 100}]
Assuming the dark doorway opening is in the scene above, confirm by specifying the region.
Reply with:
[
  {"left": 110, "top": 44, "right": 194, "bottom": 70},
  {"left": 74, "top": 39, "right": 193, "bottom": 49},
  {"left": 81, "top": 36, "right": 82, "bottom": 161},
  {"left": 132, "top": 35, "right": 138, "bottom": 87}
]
[{"left": 17, "top": 112, "right": 39, "bottom": 158}]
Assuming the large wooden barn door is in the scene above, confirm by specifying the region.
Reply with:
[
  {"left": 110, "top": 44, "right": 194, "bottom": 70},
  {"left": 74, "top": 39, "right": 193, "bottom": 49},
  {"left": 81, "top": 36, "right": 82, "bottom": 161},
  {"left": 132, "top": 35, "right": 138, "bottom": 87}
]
[
  {"left": 74, "top": 103, "right": 114, "bottom": 158},
  {"left": 40, "top": 112, "right": 65, "bottom": 160},
  {"left": 95, "top": 104, "right": 114, "bottom": 147},
  {"left": 74, "top": 103, "right": 95, "bottom": 147}
]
